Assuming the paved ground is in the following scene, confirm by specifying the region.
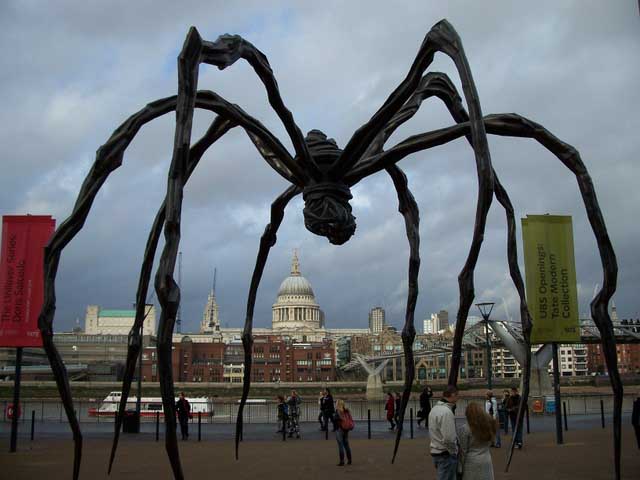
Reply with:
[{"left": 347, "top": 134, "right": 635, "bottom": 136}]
[{"left": 1, "top": 426, "right": 638, "bottom": 479}]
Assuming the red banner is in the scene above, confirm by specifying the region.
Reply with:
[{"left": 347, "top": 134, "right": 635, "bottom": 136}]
[{"left": 0, "top": 215, "right": 55, "bottom": 347}]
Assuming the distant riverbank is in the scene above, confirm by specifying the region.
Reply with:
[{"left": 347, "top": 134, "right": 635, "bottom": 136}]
[{"left": 1, "top": 377, "right": 638, "bottom": 400}]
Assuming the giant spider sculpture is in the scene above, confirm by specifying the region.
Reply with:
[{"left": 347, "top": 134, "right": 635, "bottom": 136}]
[{"left": 37, "top": 20, "right": 622, "bottom": 480}]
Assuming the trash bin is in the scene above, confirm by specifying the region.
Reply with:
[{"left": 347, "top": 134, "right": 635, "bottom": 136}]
[
  {"left": 123, "top": 410, "right": 140, "bottom": 433},
  {"left": 544, "top": 395, "right": 556, "bottom": 414}
]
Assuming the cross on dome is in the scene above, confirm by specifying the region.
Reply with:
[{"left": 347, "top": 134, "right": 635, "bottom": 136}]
[{"left": 291, "top": 249, "right": 300, "bottom": 276}]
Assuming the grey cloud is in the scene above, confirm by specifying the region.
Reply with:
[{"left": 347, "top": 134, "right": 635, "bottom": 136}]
[{"left": 1, "top": 0, "right": 638, "bottom": 334}]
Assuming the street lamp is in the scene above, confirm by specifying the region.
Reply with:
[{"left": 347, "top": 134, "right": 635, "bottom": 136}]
[{"left": 476, "top": 302, "right": 495, "bottom": 390}]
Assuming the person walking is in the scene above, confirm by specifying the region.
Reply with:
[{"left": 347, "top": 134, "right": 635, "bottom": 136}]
[
  {"left": 385, "top": 392, "right": 395, "bottom": 430},
  {"left": 506, "top": 387, "right": 523, "bottom": 448},
  {"left": 457, "top": 402, "right": 497, "bottom": 480},
  {"left": 485, "top": 391, "right": 501, "bottom": 447},
  {"left": 394, "top": 391, "right": 402, "bottom": 427},
  {"left": 417, "top": 385, "right": 433, "bottom": 427},
  {"left": 322, "top": 388, "right": 336, "bottom": 432},
  {"left": 276, "top": 395, "right": 288, "bottom": 433},
  {"left": 318, "top": 390, "right": 325, "bottom": 430},
  {"left": 333, "top": 399, "right": 354, "bottom": 466},
  {"left": 500, "top": 389, "right": 510, "bottom": 433},
  {"left": 175, "top": 392, "right": 191, "bottom": 440},
  {"left": 428, "top": 385, "right": 459, "bottom": 480}
]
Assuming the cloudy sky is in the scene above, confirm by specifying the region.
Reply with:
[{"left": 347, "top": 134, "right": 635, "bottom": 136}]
[{"left": 1, "top": 1, "right": 638, "bottom": 334}]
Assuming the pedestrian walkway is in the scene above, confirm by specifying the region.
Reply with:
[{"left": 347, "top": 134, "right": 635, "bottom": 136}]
[{"left": 1, "top": 426, "right": 638, "bottom": 479}]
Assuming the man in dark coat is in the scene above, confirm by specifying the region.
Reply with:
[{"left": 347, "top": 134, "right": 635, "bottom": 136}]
[
  {"left": 417, "top": 385, "right": 433, "bottom": 427},
  {"left": 505, "top": 387, "right": 523, "bottom": 448},
  {"left": 321, "top": 388, "right": 336, "bottom": 431},
  {"left": 175, "top": 392, "right": 191, "bottom": 440}
]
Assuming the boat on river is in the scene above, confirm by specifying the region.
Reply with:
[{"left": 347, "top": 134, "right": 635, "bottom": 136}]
[{"left": 88, "top": 391, "right": 213, "bottom": 417}]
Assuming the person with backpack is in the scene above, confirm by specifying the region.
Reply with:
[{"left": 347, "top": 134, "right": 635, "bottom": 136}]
[{"left": 333, "top": 399, "right": 354, "bottom": 466}]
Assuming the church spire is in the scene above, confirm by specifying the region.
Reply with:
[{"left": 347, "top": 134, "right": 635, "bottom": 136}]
[{"left": 291, "top": 249, "right": 300, "bottom": 276}]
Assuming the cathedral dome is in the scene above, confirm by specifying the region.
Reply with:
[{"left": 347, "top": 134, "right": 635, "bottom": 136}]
[
  {"left": 276, "top": 251, "right": 315, "bottom": 299},
  {"left": 272, "top": 251, "right": 323, "bottom": 331},
  {"left": 277, "top": 275, "right": 315, "bottom": 297}
]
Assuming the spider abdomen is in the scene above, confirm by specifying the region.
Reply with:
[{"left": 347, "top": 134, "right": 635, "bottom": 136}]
[{"left": 301, "top": 130, "right": 356, "bottom": 244}]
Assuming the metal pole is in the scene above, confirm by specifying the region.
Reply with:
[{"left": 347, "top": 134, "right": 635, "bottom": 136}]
[
  {"left": 525, "top": 406, "right": 530, "bottom": 434},
  {"left": 600, "top": 399, "right": 605, "bottom": 428},
  {"left": 30, "top": 410, "right": 35, "bottom": 441},
  {"left": 552, "top": 343, "right": 563, "bottom": 444},
  {"left": 563, "top": 402, "right": 568, "bottom": 431},
  {"left": 410, "top": 408, "right": 414, "bottom": 439},
  {"left": 484, "top": 320, "right": 492, "bottom": 390},
  {"left": 135, "top": 320, "right": 143, "bottom": 434},
  {"left": 367, "top": 409, "right": 371, "bottom": 439},
  {"left": 9, "top": 347, "right": 23, "bottom": 453},
  {"left": 155, "top": 411, "right": 159, "bottom": 442},
  {"left": 282, "top": 415, "right": 286, "bottom": 442},
  {"left": 198, "top": 412, "right": 201, "bottom": 442}
]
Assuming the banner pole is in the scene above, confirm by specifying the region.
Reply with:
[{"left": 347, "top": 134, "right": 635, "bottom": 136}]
[
  {"left": 9, "top": 347, "right": 23, "bottom": 453},
  {"left": 552, "top": 343, "right": 563, "bottom": 445}
]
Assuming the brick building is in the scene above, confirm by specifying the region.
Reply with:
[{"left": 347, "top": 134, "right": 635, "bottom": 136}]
[
  {"left": 142, "top": 336, "right": 225, "bottom": 383},
  {"left": 142, "top": 334, "right": 335, "bottom": 383},
  {"left": 587, "top": 342, "right": 640, "bottom": 375}
]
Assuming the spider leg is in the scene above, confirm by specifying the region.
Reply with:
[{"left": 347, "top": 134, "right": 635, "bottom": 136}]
[
  {"left": 38, "top": 94, "right": 230, "bottom": 480},
  {"left": 201, "top": 34, "right": 319, "bottom": 179},
  {"left": 235, "top": 185, "right": 301, "bottom": 459},
  {"left": 38, "top": 302, "right": 82, "bottom": 480},
  {"left": 341, "top": 22, "right": 495, "bottom": 388},
  {"left": 108, "top": 115, "right": 234, "bottom": 474},
  {"left": 335, "top": 19, "right": 493, "bottom": 189},
  {"left": 396, "top": 74, "right": 533, "bottom": 470},
  {"left": 483, "top": 114, "right": 621, "bottom": 479},
  {"left": 385, "top": 165, "right": 419, "bottom": 464},
  {"left": 355, "top": 114, "right": 621, "bottom": 479},
  {"left": 357, "top": 71, "right": 490, "bottom": 463},
  {"left": 38, "top": 80, "right": 296, "bottom": 478},
  {"left": 153, "top": 28, "right": 206, "bottom": 480}
]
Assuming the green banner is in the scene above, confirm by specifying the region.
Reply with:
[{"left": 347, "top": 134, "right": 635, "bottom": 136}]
[{"left": 522, "top": 215, "right": 580, "bottom": 343}]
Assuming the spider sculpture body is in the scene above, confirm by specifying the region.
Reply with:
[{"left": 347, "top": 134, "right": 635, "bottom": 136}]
[{"left": 36, "top": 20, "right": 622, "bottom": 480}]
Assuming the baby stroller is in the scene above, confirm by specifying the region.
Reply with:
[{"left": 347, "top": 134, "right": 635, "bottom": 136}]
[{"left": 286, "top": 395, "right": 301, "bottom": 438}]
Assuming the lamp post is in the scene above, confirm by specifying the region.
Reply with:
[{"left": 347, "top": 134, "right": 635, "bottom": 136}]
[{"left": 476, "top": 302, "right": 495, "bottom": 390}]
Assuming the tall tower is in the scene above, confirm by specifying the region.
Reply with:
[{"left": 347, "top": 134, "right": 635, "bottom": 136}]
[
  {"left": 438, "top": 309, "right": 449, "bottom": 331},
  {"left": 369, "top": 306, "right": 385, "bottom": 333},
  {"left": 200, "top": 268, "right": 221, "bottom": 334}
]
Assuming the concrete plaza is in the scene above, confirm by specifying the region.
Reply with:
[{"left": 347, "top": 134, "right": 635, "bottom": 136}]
[{"left": 1, "top": 426, "right": 638, "bottom": 479}]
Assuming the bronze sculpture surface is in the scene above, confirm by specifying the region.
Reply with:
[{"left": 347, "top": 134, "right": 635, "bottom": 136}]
[{"left": 36, "top": 19, "right": 622, "bottom": 480}]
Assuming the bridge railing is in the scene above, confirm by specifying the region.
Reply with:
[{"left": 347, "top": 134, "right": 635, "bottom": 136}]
[{"left": 1, "top": 392, "right": 636, "bottom": 425}]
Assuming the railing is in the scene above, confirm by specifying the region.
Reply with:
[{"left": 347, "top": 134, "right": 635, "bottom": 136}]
[{"left": 1, "top": 392, "right": 636, "bottom": 425}]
